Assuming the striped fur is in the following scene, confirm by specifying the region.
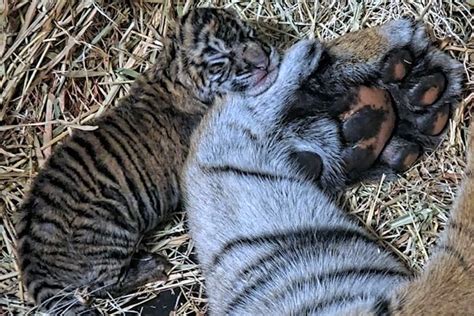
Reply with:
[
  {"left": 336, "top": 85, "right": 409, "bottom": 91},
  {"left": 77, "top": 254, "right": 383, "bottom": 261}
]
[
  {"left": 183, "top": 24, "right": 467, "bottom": 316},
  {"left": 15, "top": 8, "right": 278, "bottom": 315}
]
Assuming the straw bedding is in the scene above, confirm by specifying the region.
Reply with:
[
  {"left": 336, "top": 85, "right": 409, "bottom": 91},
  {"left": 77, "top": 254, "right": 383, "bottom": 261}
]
[{"left": 0, "top": 0, "right": 472, "bottom": 314}]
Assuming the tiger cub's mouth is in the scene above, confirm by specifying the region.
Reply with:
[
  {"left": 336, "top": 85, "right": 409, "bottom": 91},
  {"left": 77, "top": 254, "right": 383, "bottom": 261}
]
[{"left": 246, "top": 48, "right": 280, "bottom": 96}]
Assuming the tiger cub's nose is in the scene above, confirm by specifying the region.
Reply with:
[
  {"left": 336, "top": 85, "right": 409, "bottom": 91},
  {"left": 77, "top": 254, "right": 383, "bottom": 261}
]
[{"left": 243, "top": 42, "right": 269, "bottom": 70}]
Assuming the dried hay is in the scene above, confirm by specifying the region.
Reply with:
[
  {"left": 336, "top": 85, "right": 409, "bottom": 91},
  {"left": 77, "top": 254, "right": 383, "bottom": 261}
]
[{"left": 0, "top": 0, "right": 473, "bottom": 315}]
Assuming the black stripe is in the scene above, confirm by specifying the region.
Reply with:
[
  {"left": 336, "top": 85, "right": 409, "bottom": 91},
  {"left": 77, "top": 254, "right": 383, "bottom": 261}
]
[
  {"left": 101, "top": 127, "right": 157, "bottom": 223},
  {"left": 16, "top": 202, "right": 34, "bottom": 240},
  {"left": 36, "top": 249, "right": 70, "bottom": 257},
  {"left": 226, "top": 267, "right": 407, "bottom": 314},
  {"left": 66, "top": 137, "right": 136, "bottom": 225},
  {"left": 116, "top": 114, "right": 159, "bottom": 164},
  {"left": 73, "top": 223, "right": 133, "bottom": 247},
  {"left": 212, "top": 227, "right": 376, "bottom": 266},
  {"left": 40, "top": 175, "right": 136, "bottom": 234},
  {"left": 72, "top": 224, "right": 132, "bottom": 245},
  {"left": 202, "top": 164, "right": 295, "bottom": 183},
  {"left": 30, "top": 212, "right": 68, "bottom": 235},
  {"left": 19, "top": 240, "right": 31, "bottom": 261},
  {"left": 160, "top": 80, "right": 174, "bottom": 95},
  {"left": 135, "top": 105, "right": 195, "bottom": 209},
  {"left": 101, "top": 185, "right": 128, "bottom": 205},
  {"left": 88, "top": 200, "right": 137, "bottom": 233},
  {"left": 272, "top": 268, "right": 407, "bottom": 302},
  {"left": 139, "top": 107, "right": 175, "bottom": 143},
  {"left": 192, "top": 14, "right": 203, "bottom": 45},
  {"left": 217, "top": 69, "right": 231, "bottom": 84},
  {"left": 105, "top": 118, "right": 162, "bottom": 219},
  {"left": 34, "top": 173, "right": 101, "bottom": 224},
  {"left": 234, "top": 231, "right": 386, "bottom": 281},
  {"left": 139, "top": 106, "right": 164, "bottom": 127},
  {"left": 373, "top": 297, "right": 393, "bottom": 316},
  {"left": 119, "top": 112, "right": 173, "bottom": 200},
  {"left": 35, "top": 257, "right": 78, "bottom": 276},
  {"left": 93, "top": 186, "right": 140, "bottom": 233},
  {"left": 42, "top": 169, "right": 90, "bottom": 204},
  {"left": 48, "top": 154, "right": 97, "bottom": 196},
  {"left": 79, "top": 246, "right": 130, "bottom": 261},
  {"left": 293, "top": 294, "right": 363, "bottom": 315},
  {"left": 73, "top": 135, "right": 119, "bottom": 185},
  {"left": 62, "top": 145, "right": 101, "bottom": 194},
  {"left": 28, "top": 232, "right": 64, "bottom": 247},
  {"left": 93, "top": 130, "right": 147, "bottom": 231},
  {"left": 32, "top": 186, "right": 94, "bottom": 221}
]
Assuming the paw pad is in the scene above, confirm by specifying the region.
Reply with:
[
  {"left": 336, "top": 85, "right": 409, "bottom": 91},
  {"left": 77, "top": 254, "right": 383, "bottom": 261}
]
[
  {"left": 415, "top": 103, "right": 450, "bottom": 136},
  {"left": 382, "top": 49, "right": 413, "bottom": 83},
  {"left": 340, "top": 86, "right": 396, "bottom": 173},
  {"left": 380, "top": 137, "right": 420, "bottom": 172},
  {"left": 409, "top": 72, "right": 446, "bottom": 108}
]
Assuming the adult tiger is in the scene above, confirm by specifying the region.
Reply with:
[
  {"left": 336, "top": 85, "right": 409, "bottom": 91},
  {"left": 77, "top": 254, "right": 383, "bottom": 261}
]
[{"left": 183, "top": 19, "right": 469, "bottom": 315}]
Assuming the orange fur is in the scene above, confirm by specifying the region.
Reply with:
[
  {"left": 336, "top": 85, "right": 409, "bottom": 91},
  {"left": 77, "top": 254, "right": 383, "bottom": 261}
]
[
  {"left": 328, "top": 26, "right": 390, "bottom": 61},
  {"left": 392, "top": 122, "right": 474, "bottom": 315}
]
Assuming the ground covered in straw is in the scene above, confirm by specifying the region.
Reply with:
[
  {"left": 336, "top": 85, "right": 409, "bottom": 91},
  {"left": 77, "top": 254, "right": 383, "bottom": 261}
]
[{"left": 1, "top": 0, "right": 473, "bottom": 315}]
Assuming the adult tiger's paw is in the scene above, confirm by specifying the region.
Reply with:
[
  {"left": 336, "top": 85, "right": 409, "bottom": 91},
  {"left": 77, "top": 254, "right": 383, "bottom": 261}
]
[{"left": 327, "top": 19, "right": 463, "bottom": 178}]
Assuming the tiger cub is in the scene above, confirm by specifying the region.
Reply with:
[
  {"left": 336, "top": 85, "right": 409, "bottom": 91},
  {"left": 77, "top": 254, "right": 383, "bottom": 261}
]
[
  {"left": 15, "top": 8, "right": 278, "bottom": 315},
  {"left": 183, "top": 19, "right": 467, "bottom": 315}
]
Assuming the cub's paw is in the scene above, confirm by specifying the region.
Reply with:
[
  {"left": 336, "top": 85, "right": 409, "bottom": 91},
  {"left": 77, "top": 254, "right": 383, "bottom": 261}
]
[
  {"left": 379, "top": 46, "right": 463, "bottom": 172},
  {"left": 116, "top": 251, "right": 172, "bottom": 294},
  {"left": 280, "top": 40, "right": 324, "bottom": 84}
]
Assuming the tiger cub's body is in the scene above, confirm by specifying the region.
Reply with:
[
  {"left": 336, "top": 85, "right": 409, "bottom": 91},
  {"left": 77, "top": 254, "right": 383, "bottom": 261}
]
[
  {"left": 15, "top": 8, "right": 278, "bottom": 314},
  {"left": 183, "top": 20, "right": 469, "bottom": 315}
]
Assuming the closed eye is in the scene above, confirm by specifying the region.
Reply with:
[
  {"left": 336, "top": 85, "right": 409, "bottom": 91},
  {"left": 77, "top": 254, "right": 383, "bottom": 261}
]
[
  {"left": 208, "top": 62, "right": 225, "bottom": 75},
  {"left": 203, "top": 46, "right": 219, "bottom": 55},
  {"left": 236, "top": 68, "right": 251, "bottom": 76},
  {"left": 235, "top": 72, "right": 253, "bottom": 80}
]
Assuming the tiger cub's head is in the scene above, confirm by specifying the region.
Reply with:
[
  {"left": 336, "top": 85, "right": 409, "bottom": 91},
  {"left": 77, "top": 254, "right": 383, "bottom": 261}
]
[{"left": 175, "top": 8, "right": 279, "bottom": 103}]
